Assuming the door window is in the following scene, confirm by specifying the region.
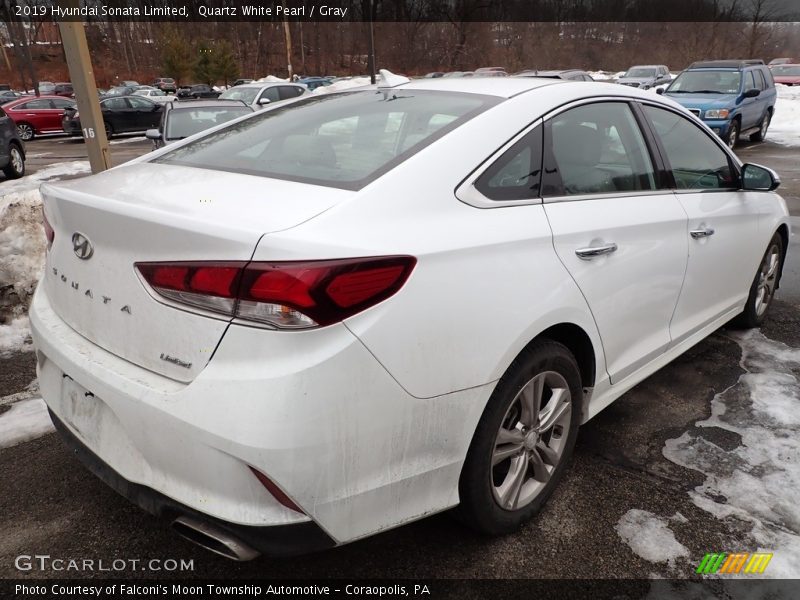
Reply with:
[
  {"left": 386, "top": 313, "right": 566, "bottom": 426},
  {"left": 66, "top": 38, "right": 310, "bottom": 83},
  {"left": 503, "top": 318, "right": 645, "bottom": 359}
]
[
  {"left": 278, "top": 86, "right": 304, "bottom": 100},
  {"left": 643, "top": 105, "right": 737, "bottom": 190},
  {"left": 474, "top": 125, "right": 543, "bottom": 200},
  {"left": 20, "top": 99, "right": 53, "bottom": 110},
  {"left": 544, "top": 102, "right": 657, "bottom": 196},
  {"left": 744, "top": 71, "right": 758, "bottom": 91},
  {"left": 102, "top": 98, "right": 129, "bottom": 110},
  {"left": 127, "top": 96, "right": 154, "bottom": 109}
]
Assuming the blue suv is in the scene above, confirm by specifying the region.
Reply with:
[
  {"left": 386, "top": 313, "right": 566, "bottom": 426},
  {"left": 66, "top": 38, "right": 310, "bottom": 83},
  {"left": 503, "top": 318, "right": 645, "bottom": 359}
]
[{"left": 661, "top": 60, "right": 776, "bottom": 149}]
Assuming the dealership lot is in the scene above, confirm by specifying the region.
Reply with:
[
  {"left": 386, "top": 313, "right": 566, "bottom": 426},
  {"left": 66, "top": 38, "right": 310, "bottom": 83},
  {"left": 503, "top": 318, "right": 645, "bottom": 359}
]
[{"left": 1, "top": 132, "right": 799, "bottom": 580}]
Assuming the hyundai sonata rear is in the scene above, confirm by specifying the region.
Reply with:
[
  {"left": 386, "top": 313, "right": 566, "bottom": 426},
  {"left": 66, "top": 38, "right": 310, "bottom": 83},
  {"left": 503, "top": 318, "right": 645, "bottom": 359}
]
[{"left": 31, "top": 77, "right": 790, "bottom": 559}]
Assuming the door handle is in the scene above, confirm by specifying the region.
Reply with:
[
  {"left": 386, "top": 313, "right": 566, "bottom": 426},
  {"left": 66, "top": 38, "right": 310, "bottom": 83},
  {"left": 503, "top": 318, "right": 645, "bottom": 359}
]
[
  {"left": 575, "top": 242, "right": 618, "bottom": 260},
  {"left": 690, "top": 227, "right": 715, "bottom": 239}
]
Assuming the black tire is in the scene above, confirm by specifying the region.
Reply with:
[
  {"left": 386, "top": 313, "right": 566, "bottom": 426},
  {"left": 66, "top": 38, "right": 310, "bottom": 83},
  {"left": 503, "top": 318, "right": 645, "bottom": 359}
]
[
  {"left": 16, "top": 122, "right": 34, "bottom": 141},
  {"left": 457, "top": 340, "right": 582, "bottom": 535},
  {"left": 103, "top": 121, "right": 113, "bottom": 139},
  {"left": 750, "top": 109, "right": 772, "bottom": 142},
  {"left": 726, "top": 119, "right": 740, "bottom": 150},
  {"left": 2, "top": 143, "right": 25, "bottom": 179},
  {"left": 731, "top": 232, "right": 784, "bottom": 329}
]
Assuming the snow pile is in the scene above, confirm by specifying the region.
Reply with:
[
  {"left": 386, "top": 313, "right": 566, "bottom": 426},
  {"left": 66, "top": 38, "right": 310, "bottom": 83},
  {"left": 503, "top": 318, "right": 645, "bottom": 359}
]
[
  {"left": 770, "top": 85, "right": 800, "bottom": 148},
  {"left": 615, "top": 509, "right": 690, "bottom": 568},
  {"left": 1, "top": 161, "right": 89, "bottom": 353},
  {"left": 0, "top": 397, "right": 54, "bottom": 449},
  {"left": 313, "top": 77, "right": 372, "bottom": 95},
  {"left": 663, "top": 330, "right": 800, "bottom": 578},
  {"left": 256, "top": 75, "right": 288, "bottom": 83},
  {"left": 588, "top": 70, "right": 620, "bottom": 81}
]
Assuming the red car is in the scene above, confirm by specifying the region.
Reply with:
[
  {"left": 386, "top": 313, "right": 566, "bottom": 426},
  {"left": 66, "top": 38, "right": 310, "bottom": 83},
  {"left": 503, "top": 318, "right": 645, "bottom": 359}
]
[
  {"left": 3, "top": 94, "right": 75, "bottom": 140},
  {"left": 771, "top": 64, "right": 800, "bottom": 86}
]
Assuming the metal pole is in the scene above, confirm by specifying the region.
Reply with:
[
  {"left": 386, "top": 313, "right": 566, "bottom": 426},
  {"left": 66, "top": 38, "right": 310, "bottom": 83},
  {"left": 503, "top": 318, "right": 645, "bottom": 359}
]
[
  {"left": 56, "top": 2, "right": 111, "bottom": 172},
  {"left": 282, "top": 1, "right": 293, "bottom": 79},
  {"left": 367, "top": 0, "right": 376, "bottom": 84}
]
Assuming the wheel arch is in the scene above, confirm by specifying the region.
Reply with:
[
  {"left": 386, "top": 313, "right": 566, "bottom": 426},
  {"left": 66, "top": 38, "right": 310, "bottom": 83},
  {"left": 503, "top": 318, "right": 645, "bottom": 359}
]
[{"left": 775, "top": 223, "right": 789, "bottom": 290}]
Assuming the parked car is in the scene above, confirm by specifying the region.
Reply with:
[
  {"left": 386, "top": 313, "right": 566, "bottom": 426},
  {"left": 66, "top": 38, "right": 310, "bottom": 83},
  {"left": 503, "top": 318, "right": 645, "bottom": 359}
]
[
  {"left": 177, "top": 84, "right": 220, "bottom": 99},
  {"left": 133, "top": 89, "right": 175, "bottom": 103},
  {"left": 53, "top": 82, "right": 74, "bottom": 97},
  {"left": 424, "top": 72, "right": 445, "bottom": 78},
  {"left": 145, "top": 99, "right": 253, "bottom": 149},
  {"left": 217, "top": 82, "right": 306, "bottom": 109},
  {"left": 616, "top": 65, "right": 671, "bottom": 89},
  {"left": 103, "top": 85, "right": 138, "bottom": 97},
  {"left": 152, "top": 77, "right": 177, "bottom": 94},
  {"left": 38, "top": 81, "right": 55, "bottom": 94},
  {"left": 771, "top": 64, "right": 800, "bottom": 86},
  {"left": 232, "top": 78, "right": 254, "bottom": 86},
  {"left": 297, "top": 77, "right": 332, "bottom": 91},
  {"left": 768, "top": 58, "right": 795, "bottom": 68},
  {"left": 3, "top": 95, "right": 76, "bottom": 140},
  {"left": 0, "top": 103, "right": 25, "bottom": 179},
  {"left": 662, "top": 59, "right": 777, "bottom": 149},
  {"left": 32, "top": 76, "right": 789, "bottom": 559},
  {"left": 120, "top": 80, "right": 140, "bottom": 87},
  {"left": 0, "top": 90, "right": 27, "bottom": 103},
  {"left": 62, "top": 95, "right": 162, "bottom": 139},
  {"left": 516, "top": 69, "right": 594, "bottom": 81}
]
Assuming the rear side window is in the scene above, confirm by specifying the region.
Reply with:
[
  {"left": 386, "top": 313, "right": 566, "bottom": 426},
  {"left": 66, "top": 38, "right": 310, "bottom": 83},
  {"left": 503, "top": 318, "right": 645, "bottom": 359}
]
[
  {"left": 643, "top": 105, "right": 737, "bottom": 190},
  {"left": 279, "top": 86, "right": 304, "bottom": 100},
  {"left": 260, "top": 87, "right": 281, "bottom": 103},
  {"left": 544, "top": 102, "right": 657, "bottom": 196},
  {"left": 20, "top": 99, "right": 52, "bottom": 110},
  {"left": 156, "top": 90, "right": 496, "bottom": 190},
  {"left": 474, "top": 125, "right": 542, "bottom": 200}
]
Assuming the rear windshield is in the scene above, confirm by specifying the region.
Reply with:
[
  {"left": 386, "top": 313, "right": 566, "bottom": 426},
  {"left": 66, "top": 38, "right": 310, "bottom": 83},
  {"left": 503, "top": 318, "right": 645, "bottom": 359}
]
[
  {"left": 154, "top": 90, "right": 496, "bottom": 190},
  {"left": 166, "top": 106, "right": 253, "bottom": 140}
]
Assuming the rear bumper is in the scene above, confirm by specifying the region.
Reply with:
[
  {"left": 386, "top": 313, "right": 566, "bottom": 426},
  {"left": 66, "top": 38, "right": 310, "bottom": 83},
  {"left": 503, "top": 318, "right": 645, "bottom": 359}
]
[
  {"left": 50, "top": 409, "right": 335, "bottom": 556},
  {"left": 62, "top": 119, "right": 81, "bottom": 136},
  {"left": 30, "top": 283, "right": 486, "bottom": 545}
]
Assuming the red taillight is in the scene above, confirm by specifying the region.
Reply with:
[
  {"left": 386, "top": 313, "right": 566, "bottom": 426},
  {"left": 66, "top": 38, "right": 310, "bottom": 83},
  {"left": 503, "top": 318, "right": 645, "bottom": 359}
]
[
  {"left": 135, "top": 256, "right": 416, "bottom": 329},
  {"left": 249, "top": 467, "right": 304, "bottom": 514},
  {"left": 42, "top": 207, "right": 55, "bottom": 250}
]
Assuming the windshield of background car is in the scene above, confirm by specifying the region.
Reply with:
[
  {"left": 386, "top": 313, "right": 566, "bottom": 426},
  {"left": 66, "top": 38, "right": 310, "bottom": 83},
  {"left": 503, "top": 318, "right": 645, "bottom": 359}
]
[
  {"left": 667, "top": 70, "right": 742, "bottom": 94},
  {"left": 624, "top": 68, "right": 656, "bottom": 78},
  {"left": 772, "top": 65, "right": 800, "bottom": 76},
  {"left": 166, "top": 106, "right": 253, "bottom": 140},
  {"left": 218, "top": 87, "right": 260, "bottom": 104},
  {"left": 155, "top": 90, "right": 497, "bottom": 190}
]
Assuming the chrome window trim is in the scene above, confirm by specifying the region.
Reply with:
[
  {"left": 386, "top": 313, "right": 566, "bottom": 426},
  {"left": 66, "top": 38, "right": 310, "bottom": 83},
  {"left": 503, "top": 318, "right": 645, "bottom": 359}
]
[
  {"left": 455, "top": 117, "right": 544, "bottom": 209},
  {"left": 542, "top": 189, "right": 673, "bottom": 205}
]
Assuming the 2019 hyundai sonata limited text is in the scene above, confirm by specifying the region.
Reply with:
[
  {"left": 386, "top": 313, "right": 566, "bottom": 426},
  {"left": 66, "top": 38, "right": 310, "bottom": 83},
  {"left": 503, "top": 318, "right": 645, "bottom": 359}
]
[{"left": 31, "top": 76, "right": 790, "bottom": 559}]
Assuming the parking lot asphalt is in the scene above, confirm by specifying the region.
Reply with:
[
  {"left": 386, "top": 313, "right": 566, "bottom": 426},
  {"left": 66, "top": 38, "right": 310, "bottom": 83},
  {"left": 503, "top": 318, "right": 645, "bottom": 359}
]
[{"left": 1, "top": 134, "right": 799, "bottom": 581}]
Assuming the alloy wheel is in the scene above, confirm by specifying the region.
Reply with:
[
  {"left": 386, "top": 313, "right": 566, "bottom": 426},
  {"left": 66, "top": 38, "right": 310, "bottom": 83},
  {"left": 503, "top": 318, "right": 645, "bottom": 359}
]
[
  {"left": 760, "top": 113, "right": 771, "bottom": 138},
  {"left": 491, "top": 371, "right": 572, "bottom": 511},
  {"left": 755, "top": 243, "right": 780, "bottom": 317},
  {"left": 17, "top": 123, "right": 33, "bottom": 141},
  {"left": 727, "top": 123, "right": 739, "bottom": 149},
  {"left": 9, "top": 147, "right": 23, "bottom": 175}
]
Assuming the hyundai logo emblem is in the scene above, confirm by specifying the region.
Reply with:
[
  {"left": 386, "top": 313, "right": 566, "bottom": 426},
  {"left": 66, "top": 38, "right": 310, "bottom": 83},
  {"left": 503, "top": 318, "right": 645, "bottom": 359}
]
[{"left": 72, "top": 233, "right": 94, "bottom": 260}]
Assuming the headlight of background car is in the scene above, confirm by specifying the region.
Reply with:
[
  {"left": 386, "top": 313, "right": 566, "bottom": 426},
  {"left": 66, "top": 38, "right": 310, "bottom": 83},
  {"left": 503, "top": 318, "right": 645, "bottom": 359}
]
[{"left": 704, "top": 109, "right": 730, "bottom": 119}]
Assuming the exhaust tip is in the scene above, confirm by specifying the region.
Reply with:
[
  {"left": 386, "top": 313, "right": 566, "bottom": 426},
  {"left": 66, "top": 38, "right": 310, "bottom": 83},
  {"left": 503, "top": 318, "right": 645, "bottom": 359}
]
[{"left": 172, "top": 516, "right": 260, "bottom": 561}]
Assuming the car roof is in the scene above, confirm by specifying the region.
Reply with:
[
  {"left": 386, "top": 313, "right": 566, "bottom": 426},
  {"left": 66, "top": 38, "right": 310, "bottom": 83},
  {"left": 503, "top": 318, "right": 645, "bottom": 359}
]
[
  {"left": 626, "top": 65, "right": 662, "bottom": 69},
  {"left": 393, "top": 76, "right": 564, "bottom": 97},
  {"left": 6, "top": 94, "right": 70, "bottom": 105},
  {"left": 688, "top": 60, "right": 765, "bottom": 70},
  {"left": 166, "top": 99, "right": 250, "bottom": 111}
]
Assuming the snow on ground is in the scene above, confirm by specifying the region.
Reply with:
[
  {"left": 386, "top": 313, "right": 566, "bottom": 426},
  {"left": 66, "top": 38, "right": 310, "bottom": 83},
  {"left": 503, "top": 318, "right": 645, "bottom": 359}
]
[
  {"left": 109, "top": 136, "right": 146, "bottom": 145},
  {"left": 663, "top": 330, "right": 800, "bottom": 578},
  {"left": 0, "top": 397, "right": 54, "bottom": 449},
  {"left": 313, "top": 77, "right": 372, "bottom": 94},
  {"left": 1, "top": 161, "right": 90, "bottom": 354},
  {"left": 615, "top": 509, "right": 690, "bottom": 568},
  {"left": 769, "top": 85, "right": 800, "bottom": 148}
]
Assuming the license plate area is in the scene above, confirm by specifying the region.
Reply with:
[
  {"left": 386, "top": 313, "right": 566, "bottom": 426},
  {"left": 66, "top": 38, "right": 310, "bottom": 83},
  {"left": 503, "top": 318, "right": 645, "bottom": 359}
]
[{"left": 60, "top": 376, "right": 104, "bottom": 443}]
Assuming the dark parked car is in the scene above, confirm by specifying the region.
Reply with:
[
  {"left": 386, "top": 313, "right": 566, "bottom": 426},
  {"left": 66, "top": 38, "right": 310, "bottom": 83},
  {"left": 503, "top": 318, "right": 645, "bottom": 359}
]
[
  {"left": 3, "top": 95, "right": 76, "bottom": 140},
  {"left": 0, "top": 90, "right": 27, "bottom": 103},
  {"left": 232, "top": 78, "right": 254, "bottom": 86},
  {"left": 516, "top": 69, "right": 594, "bottom": 81},
  {"left": 152, "top": 77, "right": 177, "bottom": 94},
  {"left": 177, "top": 84, "right": 220, "bottom": 99},
  {"left": 297, "top": 76, "right": 332, "bottom": 90},
  {"left": 0, "top": 103, "right": 25, "bottom": 179},
  {"left": 0, "top": 83, "right": 11, "bottom": 92},
  {"left": 662, "top": 59, "right": 777, "bottom": 149},
  {"left": 62, "top": 95, "right": 162, "bottom": 139},
  {"left": 54, "top": 82, "right": 74, "bottom": 97},
  {"left": 145, "top": 99, "right": 253, "bottom": 149}
]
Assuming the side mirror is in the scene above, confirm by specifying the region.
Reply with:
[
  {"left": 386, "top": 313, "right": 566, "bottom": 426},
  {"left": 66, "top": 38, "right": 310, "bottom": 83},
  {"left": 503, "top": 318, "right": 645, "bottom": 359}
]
[
  {"left": 145, "top": 128, "right": 161, "bottom": 141},
  {"left": 743, "top": 88, "right": 761, "bottom": 98},
  {"left": 257, "top": 97, "right": 271, "bottom": 105},
  {"left": 741, "top": 163, "right": 780, "bottom": 191},
  {"left": 656, "top": 88, "right": 665, "bottom": 95}
]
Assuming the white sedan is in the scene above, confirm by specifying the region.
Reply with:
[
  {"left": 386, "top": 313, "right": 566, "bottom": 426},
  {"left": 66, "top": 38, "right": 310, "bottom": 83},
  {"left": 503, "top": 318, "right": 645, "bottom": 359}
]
[
  {"left": 132, "top": 88, "right": 176, "bottom": 103},
  {"left": 31, "top": 75, "right": 790, "bottom": 559}
]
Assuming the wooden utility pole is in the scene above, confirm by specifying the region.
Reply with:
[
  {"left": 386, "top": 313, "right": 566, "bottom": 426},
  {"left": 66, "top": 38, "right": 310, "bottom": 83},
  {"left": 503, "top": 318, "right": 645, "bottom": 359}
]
[
  {"left": 282, "top": 1, "right": 293, "bottom": 79},
  {"left": 57, "top": 1, "right": 111, "bottom": 172}
]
